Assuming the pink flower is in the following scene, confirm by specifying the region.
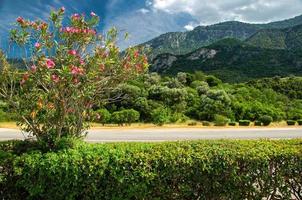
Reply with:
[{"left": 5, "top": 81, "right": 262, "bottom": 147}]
[
  {"left": 68, "top": 50, "right": 77, "bottom": 56},
  {"left": 72, "top": 13, "right": 80, "bottom": 20},
  {"left": 34, "top": 42, "right": 41, "bottom": 49},
  {"left": 90, "top": 12, "right": 96, "bottom": 17},
  {"left": 70, "top": 66, "right": 84, "bottom": 75},
  {"left": 73, "top": 78, "right": 79, "bottom": 84},
  {"left": 46, "top": 59, "right": 55, "bottom": 69},
  {"left": 60, "top": 7, "right": 65, "bottom": 12},
  {"left": 51, "top": 74, "right": 60, "bottom": 83},
  {"left": 16, "top": 16, "right": 24, "bottom": 23},
  {"left": 80, "top": 59, "right": 85, "bottom": 65},
  {"left": 31, "top": 65, "right": 37, "bottom": 72},
  {"left": 134, "top": 50, "right": 139, "bottom": 58},
  {"left": 20, "top": 73, "right": 29, "bottom": 85}
]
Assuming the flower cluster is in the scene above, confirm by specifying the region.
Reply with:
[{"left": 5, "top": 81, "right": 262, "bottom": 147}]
[
  {"left": 45, "top": 59, "right": 55, "bottom": 69},
  {"left": 60, "top": 27, "right": 97, "bottom": 35},
  {"left": 16, "top": 16, "right": 48, "bottom": 31},
  {"left": 70, "top": 65, "right": 84, "bottom": 75}
]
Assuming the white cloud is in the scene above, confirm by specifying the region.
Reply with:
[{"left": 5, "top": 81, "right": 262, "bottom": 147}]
[
  {"left": 150, "top": 0, "right": 302, "bottom": 25},
  {"left": 138, "top": 8, "right": 150, "bottom": 14},
  {"left": 184, "top": 24, "right": 194, "bottom": 31}
]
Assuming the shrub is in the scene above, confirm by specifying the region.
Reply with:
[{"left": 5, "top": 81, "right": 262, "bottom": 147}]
[
  {"left": 151, "top": 107, "right": 170, "bottom": 126},
  {"left": 259, "top": 115, "right": 273, "bottom": 126},
  {"left": 111, "top": 109, "right": 140, "bottom": 126},
  {"left": 239, "top": 120, "right": 250, "bottom": 126},
  {"left": 228, "top": 122, "right": 237, "bottom": 126},
  {"left": 287, "top": 120, "right": 296, "bottom": 126},
  {"left": 214, "top": 115, "right": 229, "bottom": 126},
  {"left": 0, "top": 140, "right": 301, "bottom": 200},
  {"left": 298, "top": 120, "right": 302, "bottom": 125},
  {"left": 254, "top": 121, "right": 262, "bottom": 126},
  {"left": 95, "top": 109, "right": 111, "bottom": 125},
  {"left": 188, "top": 121, "right": 197, "bottom": 126},
  {"left": 202, "top": 121, "right": 211, "bottom": 126},
  {"left": 0, "top": 9, "right": 148, "bottom": 148}
]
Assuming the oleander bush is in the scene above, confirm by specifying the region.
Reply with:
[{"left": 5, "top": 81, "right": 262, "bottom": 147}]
[
  {"left": 239, "top": 120, "right": 251, "bottom": 126},
  {"left": 287, "top": 120, "right": 296, "bottom": 126},
  {"left": 0, "top": 8, "right": 148, "bottom": 148},
  {"left": 0, "top": 140, "right": 301, "bottom": 200}
]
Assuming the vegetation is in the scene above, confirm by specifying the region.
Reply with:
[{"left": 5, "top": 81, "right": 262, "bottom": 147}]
[
  {"left": 246, "top": 24, "right": 302, "bottom": 50},
  {"left": 1, "top": 71, "right": 302, "bottom": 127},
  {"left": 287, "top": 120, "right": 296, "bottom": 126},
  {"left": 1, "top": 139, "right": 301, "bottom": 200},
  {"left": 259, "top": 115, "right": 273, "bottom": 126},
  {"left": 141, "top": 14, "right": 302, "bottom": 59},
  {"left": 0, "top": 9, "right": 147, "bottom": 148},
  {"left": 150, "top": 38, "right": 302, "bottom": 82}
]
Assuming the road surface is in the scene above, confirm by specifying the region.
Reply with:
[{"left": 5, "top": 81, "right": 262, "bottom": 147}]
[{"left": 0, "top": 127, "right": 301, "bottom": 142}]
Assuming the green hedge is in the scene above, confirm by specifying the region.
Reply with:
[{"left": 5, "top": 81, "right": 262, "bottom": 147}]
[
  {"left": 254, "top": 120, "right": 262, "bottom": 126},
  {"left": 0, "top": 140, "right": 302, "bottom": 200},
  {"left": 287, "top": 120, "right": 296, "bottom": 126},
  {"left": 239, "top": 120, "right": 251, "bottom": 126},
  {"left": 228, "top": 122, "right": 237, "bottom": 126}
]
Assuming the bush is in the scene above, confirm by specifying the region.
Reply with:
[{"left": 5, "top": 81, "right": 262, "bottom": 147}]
[
  {"left": 214, "top": 115, "right": 229, "bottom": 126},
  {"left": 111, "top": 109, "right": 140, "bottom": 126},
  {"left": 151, "top": 107, "right": 170, "bottom": 126},
  {"left": 259, "top": 115, "right": 273, "bottom": 126},
  {"left": 298, "top": 120, "right": 302, "bottom": 125},
  {"left": 95, "top": 109, "right": 111, "bottom": 125},
  {"left": 254, "top": 121, "right": 262, "bottom": 126},
  {"left": 239, "top": 120, "right": 250, "bottom": 126},
  {"left": 0, "top": 9, "right": 147, "bottom": 148},
  {"left": 187, "top": 121, "right": 197, "bottom": 126},
  {"left": 287, "top": 120, "right": 296, "bottom": 126},
  {"left": 228, "top": 122, "right": 237, "bottom": 126},
  {"left": 0, "top": 140, "right": 301, "bottom": 199},
  {"left": 202, "top": 121, "right": 211, "bottom": 126}
]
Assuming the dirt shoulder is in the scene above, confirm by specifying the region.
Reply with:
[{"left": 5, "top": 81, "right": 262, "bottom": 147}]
[{"left": 1, "top": 121, "right": 301, "bottom": 130}]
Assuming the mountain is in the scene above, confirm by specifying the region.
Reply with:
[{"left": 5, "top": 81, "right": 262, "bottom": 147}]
[
  {"left": 150, "top": 38, "right": 302, "bottom": 82},
  {"left": 141, "top": 14, "right": 302, "bottom": 59},
  {"left": 246, "top": 24, "right": 302, "bottom": 50}
]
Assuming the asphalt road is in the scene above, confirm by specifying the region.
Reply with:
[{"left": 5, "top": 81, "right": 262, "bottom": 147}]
[{"left": 0, "top": 127, "right": 301, "bottom": 142}]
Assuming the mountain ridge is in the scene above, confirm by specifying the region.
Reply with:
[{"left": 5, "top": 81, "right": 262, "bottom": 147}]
[
  {"left": 141, "top": 14, "right": 302, "bottom": 59},
  {"left": 150, "top": 38, "right": 302, "bottom": 82}
]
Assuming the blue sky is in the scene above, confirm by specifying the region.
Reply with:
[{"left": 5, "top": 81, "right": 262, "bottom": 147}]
[{"left": 1, "top": 0, "right": 302, "bottom": 55}]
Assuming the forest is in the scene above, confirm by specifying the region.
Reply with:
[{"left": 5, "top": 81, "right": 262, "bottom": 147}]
[{"left": 78, "top": 73, "right": 302, "bottom": 125}]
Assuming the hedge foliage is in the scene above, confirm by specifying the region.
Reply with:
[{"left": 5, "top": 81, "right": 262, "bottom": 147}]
[
  {"left": 239, "top": 120, "right": 251, "bottom": 126},
  {"left": 0, "top": 139, "right": 301, "bottom": 200}
]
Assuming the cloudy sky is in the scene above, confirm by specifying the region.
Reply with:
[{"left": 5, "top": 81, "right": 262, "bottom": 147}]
[{"left": 1, "top": 0, "right": 302, "bottom": 53}]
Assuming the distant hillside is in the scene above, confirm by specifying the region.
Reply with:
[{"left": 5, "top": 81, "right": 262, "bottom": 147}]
[
  {"left": 150, "top": 38, "right": 302, "bottom": 82},
  {"left": 246, "top": 24, "right": 302, "bottom": 50},
  {"left": 141, "top": 14, "right": 302, "bottom": 59}
]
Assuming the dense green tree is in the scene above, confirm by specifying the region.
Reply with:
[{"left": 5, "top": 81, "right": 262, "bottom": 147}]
[{"left": 111, "top": 109, "right": 140, "bottom": 126}]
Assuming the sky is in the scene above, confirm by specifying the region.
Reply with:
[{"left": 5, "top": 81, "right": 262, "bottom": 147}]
[{"left": 1, "top": 0, "right": 302, "bottom": 55}]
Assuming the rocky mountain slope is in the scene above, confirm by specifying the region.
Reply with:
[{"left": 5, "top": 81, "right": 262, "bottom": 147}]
[
  {"left": 150, "top": 38, "right": 302, "bottom": 82},
  {"left": 141, "top": 14, "right": 302, "bottom": 59},
  {"left": 246, "top": 24, "right": 302, "bottom": 50}
]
